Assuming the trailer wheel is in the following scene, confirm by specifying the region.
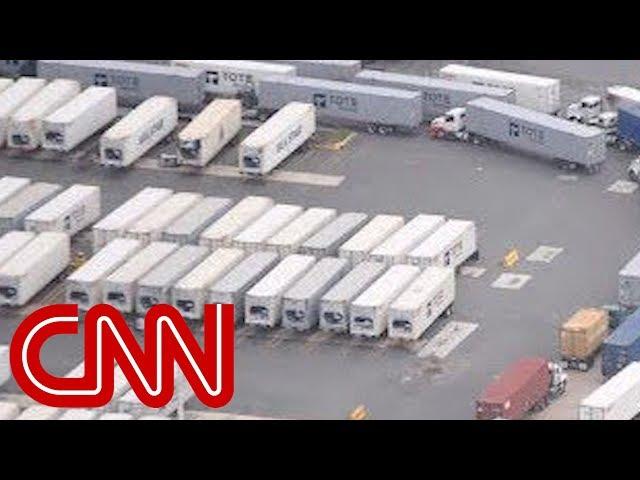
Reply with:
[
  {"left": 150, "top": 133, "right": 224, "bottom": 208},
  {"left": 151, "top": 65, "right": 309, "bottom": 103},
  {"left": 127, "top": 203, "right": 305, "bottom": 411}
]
[
  {"left": 578, "top": 361, "right": 589, "bottom": 372},
  {"left": 367, "top": 124, "right": 378, "bottom": 134},
  {"left": 377, "top": 125, "right": 393, "bottom": 136},
  {"left": 560, "top": 360, "right": 569, "bottom": 369}
]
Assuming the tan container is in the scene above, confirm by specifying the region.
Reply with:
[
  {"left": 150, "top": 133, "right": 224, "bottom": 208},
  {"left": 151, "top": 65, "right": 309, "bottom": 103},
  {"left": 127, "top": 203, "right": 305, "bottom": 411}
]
[{"left": 560, "top": 308, "right": 609, "bottom": 360}]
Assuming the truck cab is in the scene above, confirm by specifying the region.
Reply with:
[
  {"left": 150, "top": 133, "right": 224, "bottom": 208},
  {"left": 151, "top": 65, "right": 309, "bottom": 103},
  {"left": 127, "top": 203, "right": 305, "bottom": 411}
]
[
  {"left": 566, "top": 95, "right": 603, "bottom": 123},
  {"left": 429, "top": 107, "right": 468, "bottom": 140}
]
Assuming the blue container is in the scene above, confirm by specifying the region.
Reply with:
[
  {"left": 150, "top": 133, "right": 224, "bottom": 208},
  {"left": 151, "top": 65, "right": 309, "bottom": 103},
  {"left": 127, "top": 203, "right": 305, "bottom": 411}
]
[
  {"left": 617, "top": 103, "right": 640, "bottom": 149},
  {"left": 601, "top": 309, "right": 640, "bottom": 378}
]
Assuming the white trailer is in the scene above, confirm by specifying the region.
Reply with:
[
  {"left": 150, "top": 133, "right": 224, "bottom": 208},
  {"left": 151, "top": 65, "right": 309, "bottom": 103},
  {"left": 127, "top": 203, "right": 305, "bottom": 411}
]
[
  {"left": 266, "top": 207, "right": 337, "bottom": 257},
  {"left": 300, "top": 212, "right": 369, "bottom": 258},
  {"left": 99, "top": 413, "right": 134, "bottom": 420},
  {"left": 0, "top": 182, "right": 62, "bottom": 235},
  {"left": 607, "top": 85, "right": 640, "bottom": 110},
  {"left": 103, "top": 241, "right": 178, "bottom": 313},
  {"left": 239, "top": 102, "right": 316, "bottom": 175},
  {"left": 338, "top": 214, "right": 404, "bottom": 265},
  {"left": 100, "top": 96, "right": 178, "bottom": 168},
  {"left": 199, "top": 196, "right": 274, "bottom": 249},
  {"left": 439, "top": 64, "right": 560, "bottom": 114},
  {"left": 117, "top": 370, "right": 191, "bottom": 419},
  {"left": 232, "top": 204, "right": 303, "bottom": 253},
  {"left": 0, "top": 176, "right": 30, "bottom": 206},
  {"left": 0, "top": 231, "right": 35, "bottom": 268},
  {"left": 173, "top": 247, "right": 245, "bottom": 320},
  {"left": 0, "top": 232, "right": 70, "bottom": 306},
  {"left": 25, "top": 184, "right": 101, "bottom": 236},
  {"left": 0, "top": 78, "right": 47, "bottom": 148},
  {"left": 43, "top": 86, "right": 117, "bottom": 152},
  {"left": 369, "top": 214, "right": 446, "bottom": 266},
  {"left": 0, "top": 78, "right": 13, "bottom": 94},
  {"left": 16, "top": 405, "right": 62, "bottom": 420},
  {"left": 125, "top": 192, "right": 203, "bottom": 245},
  {"left": 579, "top": 362, "right": 640, "bottom": 420},
  {"left": 64, "top": 362, "right": 130, "bottom": 412},
  {"left": 8, "top": 79, "right": 81, "bottom": 149},
  {"left": 350, "top": 264, "right": 421, "bottom": 337},
  {"left": 178, "top": 99, "right": 242, "bottom": 166},
  {"left": 267, "top": 60, "right": 361, "bottom": 81},
  {"left": 58, "top": 409, "right": 100, "bottom": 420},
  {"left": 408, "top": 220, "right": 478, "bottom": 269},
  {"left": 162, "top": 196, "right": 232, "bottom": 245},
  {"left": 0, "top": 345, "right": 9, "bottom": 386},
  {"left": 0, "top": 402, "right": 20, "bottom": 420},
  {"left": 66, "top": 238, "right": 142, "bottom": 309},
  {"left": 388, "top": 267, "right": 455, "bottom": 340},
  {"left": 138, "top": 415, "right": 171, "bottom": 420},
  {"left": 245, "top": 254, "right": 316, "bottom": 327},
  {"left": 92, "top": 187, "right": 173, "bottom": 251}
]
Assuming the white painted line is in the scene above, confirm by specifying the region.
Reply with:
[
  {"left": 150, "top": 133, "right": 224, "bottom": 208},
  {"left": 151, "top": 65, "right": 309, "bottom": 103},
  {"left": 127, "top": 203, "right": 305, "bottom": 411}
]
[
  {"left": 526, "top": 246, "right": 564, "bottom": 264},
  {"left": 557, "top": 175, "right": 579, "bottom": 182},
  {"left": 607, "top": 180, "right": 638, "bottom": 195},
  {"left": 460, "top": 266, "right": 487, "bottom": 279},
  {"left": 417, "top": 322, "right": 478, "bottom": 359},
  {"left": 491, "top": 273, "right": 532, "bottom": 290}
]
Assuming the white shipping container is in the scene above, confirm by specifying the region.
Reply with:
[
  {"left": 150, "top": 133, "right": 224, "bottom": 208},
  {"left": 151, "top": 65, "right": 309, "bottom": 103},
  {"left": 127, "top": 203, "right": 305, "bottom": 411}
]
[
  {"left": 0, "top": 401, "right": 20, "bottom": 420},
  {"left": 607, "top": 85, "right": 640, "bottom": 110},
  {"left": 300, "top": 212, "right": 369, "bottom": 258},
  {"left": 0, "top": 78, "right": 47, "bottom": 148},
  {"left": 579, "top": 362, "right": 640, "bottom": 420},
  {"left": 408, "top": 220, "right": 478, "bottom": 269},
  {"left": 339, "top": 214, "right": 405, "bottom": 265},
  {"left": 233, "top": 204, "right": 303, "bottom": 252},
  {"left": 100, "top": 96, "right": 178, "bottom": 167},
  {"left": 0, "top": 78, "right": 13, "bottom": 94},
  {"left": 58, "top": 409, "right": 100, "bottom": 420},
  {"left": 239, "top": 102, "right": 316, "bottom": 175},
  {"left": 266, "top": 207, "right": 337, "bottom": 257},
  {"left": 0, "top": 232, "right": 70, "bottom": 306},
  {"left": 388, "top": 267, "right": 455, "bottom": 340},
  {"left": 0, "top": 231, "right": 36, "bottom": 268},
  {"left": 178, "top": 99, "right": 242, "bottom": 167},
  {"left": 0, "top": 176, "right": 31, "bottom": 206},
  {"left": 43, "top": 86, "right": 117, "bottom": 152},
  {"left": 162, "top": 196, "right": 232, "bottom": 245},
  {"left": 25, "top": 184, "right": 101, "bottom": 236},
  {"left": 17, "top": 405, "right": 62, "bottom": 420},
  {"left": 0, "top": 345, "right": 9, "bottom": 386}
]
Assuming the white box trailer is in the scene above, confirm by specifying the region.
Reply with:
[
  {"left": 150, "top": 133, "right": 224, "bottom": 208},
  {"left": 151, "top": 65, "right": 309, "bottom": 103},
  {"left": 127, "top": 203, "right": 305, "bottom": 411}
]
[
  {"left": 369, "top": 214, "right": 446, "bottom": 267},
  {"left": 0, "top": 232, "right": 70, "bottom": 306},
  {"left": 99, "top": 413, "right": 134, "bottom": 420},
  {"left": 350, "top": 264, "right": 421, "bottom": 337},
  {"left": 138, "top": 415, "right": 171, "bottom": 420},
  {"left": 0, "top": 231, "right": 36, "bottom": 268},
  {"left": 0, "top": 344, "right": 9, "bottom": 386},
  {"left": 0, "top": 176, "right": 30, "bottom": 206},
  {"left": 0, "top": 78, "right": 47, "bottom": 148},
  {"left": 338, "top": 214, "right": 405, "bottom": 265},
  {"left": 232, "top": 204, "right": 303, "bottom": 252},
  {"left": 66, "top": 238, "right": 142, "bottom": 309},
  {"left": 579, "top": 362, "right": 640, "bottom": 420},
  {"left": 125, "top": 192, "right": 203, "bottom": 245},
  {"left": 43, "top": 86, "right": 117, "bottom": 152},
  {"left": 268, "top": 60, "right": 361, "bottom": 81},
  {"left": 8, "top": 79, "right": 81, "bottom": 150},
  {"left": 388, "top": 267, "right": 455, "bottom": 340},
  {"left": 64, "top": 362, "right": 130, "bottom": 412},
  {"left": 619, "top": 249, "right": 640, "bottom": 308},
  {"left": 162, "top": 196, "right": 232, "bottom": 245},
  {"left": 92, "top": 187, "right": 173, "bottom": 251},
  {"left": 209, "top": 251, "right": 280, "bottom": 324},
  {"left": 239, "top": 102, "right": 316, "bottom": 175},
  {"left": 178, "top": 99, "right": 242, "bottom": 167},
  {"left": 439, "top": 64, "right": 561, "bottom": 114},
  {"left": 103, "top": 241, "right": 178, "bottom": 313},
  {"left": 0, "top": 78, "right": 13, "bottom": 94},
  {"left": 282, "top": 257, "right": 350, "bottom": 331},
  {"left": 173, "top": 248, "right": 245, "bottom": 320},
  {"left": 17, "top": 405, "right": 62, "bottom": 420},
  {"left": 117, "top": 370, "right": 190, "bottom": 418},
  {"left": 266, "top": 207, "right": 337, "bottom": 257},
  {"left": 300, "top": 212, "right": 369, "bottom": 258},
  {"left": 245, "top": 254, "right": 316, "bottom": 327},
  {"left": 0, "top": 401, "right": 20, "bottom": 420},
  {"left": 135, "top": 245, "right": 209, "bottom": 315},
  {"left": 100, "top": 96, "right": 178, "bottom": 168},
  {"left": 408, "top": 220, "right": 478, "bottom": 269},
  {"left": 0, "top": 182, "right": 62, "bottom": 235},
  {"left": 58, "top": 409, "right": 100, "bottom": 420},
  {"left": 25, "top": 184, "right": 101, "bottom": 236},
  {"left": 607, "top": 85, "right": 640, "bottom": 110}
]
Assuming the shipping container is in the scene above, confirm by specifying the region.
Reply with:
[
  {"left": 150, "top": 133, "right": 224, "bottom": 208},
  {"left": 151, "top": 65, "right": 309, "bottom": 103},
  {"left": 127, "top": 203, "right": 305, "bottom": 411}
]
[
  {"left": 99, "top": 413, "right": 134, "bottom": 420},
  {"left": 173, "top": 248, "right": 245, "bottom": 320},
  {"left": 135, "top": 245, "right": 209, "bottom": 315},
  {"left": 0, "top": 78, "right": 47, "bottom": 147},
  {"left": 245, "top": 254, "right": 316, "bottom": 327},
  {"left": 0, "top": 182, "right": 62, "bottom": 234},
  {"left": 178, "top": 99, "right": 242, "bottom": 167},
  {"left": 319, "top": 262, "right": 388, "bottom": 333},
  {"left": 0, "top": 345, "right": 8, "bottom": 386},
  {"left": 268, "top": 60, "right": 361, "bottom": 81},
  {"left": 465, "top": 97, "right": 606, "bottom": 172},
  {"left": 0, "top": 60, "right": 37, "bottom": 77},
  {"left": 439, "top": 64, "right": 561, "bottom": 113},
  {"left": 103, "top": 241, "right": 178, "bottom": 313},
  {"left": 338, "top": 214, "right": 404, "bottom": 265},
  {"left": 266, "top": 207, "right": 336, "bottom": 256},
  {"left": 16, "top": 405, "right": 62, "bottom": 420},
  {"left": 0, "top": 78, "right": 13, "bottom": 93},
  {"left": 240, "top": 102, "right": 316, "bottom": 175},
  {"left": 37, "top": 60, "right": 206, "bottom": 111},
  {"left": 300, "top": 212, "right": 369, "bottom": 258},
  {"left": 579, "top": 362, "right": 640, "bottom": 420},
  {"left": 282, "top": 257, "right": 350, "bottom": 331},
  {"left": 232, "top": 204, "right": 303, "bottom": 252},
  {"left": 25, "top": 184, "right": 101, "bottom": 236},
  {"left": 0, "top": 232, "right": 70, "bottom": 306},
  {"left": 0, "top": 231, "right": 36, "bottom": 268},
  {"left": 408, "top": 220, "right": 477, "bottom": 269},
  {"left": 619, "top": 248, "right": 640, "bottom": 308},
  {"left": 92, "top": 187, "right": 173, "bottom": 251},
  {"left": 607, "top": 85, "right": 640, "bottom": 110},
  {"left": 559, "top": 308, "right": 609, "bottom": 371},
  {"left": 100, "top": 96, "right": 178, "bottom": 168},
  {"left": 162, "top": 197, "right": 232, "bottom": 245},
  {"left": 602, "top": 310, "right": 640, "bottom": 378},
  {"left": 58, "top": 409, "right": 100, "bottom": 420},
  {"left": 66, "top": 238, "right": 142, "bottom": 309},
  {"left": 43, "top": 86, "right": 117, "bottom": 152},
  {"left": 616, "top": 103, "right": 640, "bottom": 150},
  {"left": 0, "top": 176, "right": 30, "bottom": 206},
  {"left": 209, "top": 251, "right": 280, "bottom": 324},
  {"left": 0, "top": 401, "right": 20, "bottom": 420}
]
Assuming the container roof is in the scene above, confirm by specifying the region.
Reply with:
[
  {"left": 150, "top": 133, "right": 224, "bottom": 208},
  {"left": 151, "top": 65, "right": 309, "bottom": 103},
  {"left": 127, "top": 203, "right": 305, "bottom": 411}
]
[{"left": 479, "top": 357, "right": 547, "bottom": 404}]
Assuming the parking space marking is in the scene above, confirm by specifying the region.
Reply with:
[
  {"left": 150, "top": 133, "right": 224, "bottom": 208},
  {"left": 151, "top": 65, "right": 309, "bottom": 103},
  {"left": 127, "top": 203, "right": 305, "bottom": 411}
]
[
  {"left": 491, "top": 273, "right": 532, "bottom": 290},
  {"left": 417, "top": 322, "right": 478, "bottom": 359},
  {"left": 557, "top": 175, "right": 579, "bottom": 182},
  {"left": 607, "top": 180, "right": 638, "bottom": 195},
  {"left": 460, "top": 266, "right": 487, "bottom": 278},
  {"left": 526, "top": 246, "right": 564, "bottom": 264}
]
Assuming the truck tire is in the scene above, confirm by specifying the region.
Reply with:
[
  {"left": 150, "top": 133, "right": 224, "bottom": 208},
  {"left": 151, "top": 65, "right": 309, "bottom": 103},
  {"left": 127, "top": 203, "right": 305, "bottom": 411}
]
[
  {"left": 578, "top": 361, "right": 589, "bottom": 372},
  {"left": 377, "top": 125, "right": 393, "bottom": 136}
]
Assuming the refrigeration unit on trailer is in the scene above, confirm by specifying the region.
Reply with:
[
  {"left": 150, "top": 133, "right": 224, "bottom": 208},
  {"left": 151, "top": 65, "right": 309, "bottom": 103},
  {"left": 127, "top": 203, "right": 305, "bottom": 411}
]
[
  {"left": 173, "top": 248, "right": 245, "bottom": 320},
  {"left": 0, "top": 78, "right": 47, "bottom": 147},
  {"left": 607, "top": 85, "right": 640, "bottom": 110},
  {"left": 266, "top": 207, "right": 337, "bottom": 257},
  {"left": 7, "top": 79, "right": 81, "bottom": 150},
  {"left": 199, "top": 196, "right": 274, "bottom": 249},
  {"left": 559, "top": 308, "right": 609, "bottom": 371},
  {"left": 0, "top": 60, "right": 37, "bottom": 77},
  {"left": 0, "top": 345, "right": 9, "bottom": 386},
  {"left": 619, "top": 248, "right": 640, "bottom": 308},
  {"left": 0, "top": 176, "right": 30, "bottom": 206},
  {"left": 239, "top": 102, "right": 316, "bottom": 175},
  {"left": 42, "top": 86, "right": 117, "bottom": 152},
  {"left": 58, "top": 409, "right": 101, "bottom": 420},
  {"left": 579, "top": 362, "right": 640, "bottom": 420},
  {"left": 0, "top": 402, "right": 20, "bottom": 420},
  {"left": 388, "top": 267, "right": 455, "bottom": 340},
  {"left": 439, "top": 64, "right": 561, "bottom": 114},
  {"left": 92, "top": 187, "right": 173, "bottom": 251},
  {"left": 408, "top": 220, "right": 478, "bottom": 269},
  {"left": 102, "top": 241, "right": 178, "bottom": 314},
  {"left": 0, "top": 232, "right": 70, "bottom": 307},
  {"left": 257, "top": 75, "right": 422, "bottom": 134},
  {"left": 232, "top": 204, "right": 303, "bottom": 252},
  {"left": 0, "top": 231, "right": 36, "bottom": 268},
  {"left": 267, "top": 60, "right": 361, "bottom": 81},
  {"left": 338, "top": 214, "right": 404, "bottom": 265},
  {"left": 300, "top": 212, "right": 369, "bottom": 258},
  {"left": 245, "top": 254, "right": 316, "bottom": 327},
  {"left": 25, "top": 184, "right": 101, "bottom": 236},
  {"left": 100, "top": 96, "right": 178, "bottom": 168},
  {"left": 209, "top": 251, "right": 280, "bottom": 324},
  {"left": 135, "top": 245, "right": 209, "bottom": 315},
  {"left": 601, "top": 310, "right": 640, "bottom": 378},
  {"left": 369, "top": 214, "right": 446, "bottom": 267},
  {"left": 16, "top": 405, "right": 62, "bottom": 420},
  {"left": 162, "top": 197, "right": 232, "bottom": 245},
  {"left": 66, "top": 238, "right": 142, "bottom": 310},
  {"left": 350, "top": 264, "right": 421, "bottom": 337},
  {"left": 282, "top": 257, "right": 350, "bottom": 331},
  {"left": 0, "top": 182, "right": 62, "bottom": 235},
  {"left": 37, "top": 60, "right": 206, "bottom": 111}
]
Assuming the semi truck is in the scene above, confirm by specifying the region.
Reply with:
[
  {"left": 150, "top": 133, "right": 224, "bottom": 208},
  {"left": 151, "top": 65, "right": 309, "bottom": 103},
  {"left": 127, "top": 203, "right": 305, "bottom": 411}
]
[
  {"left": 601, "top": 310, "right": 640, "bottom": 378},
  {"left": 0, "top": 78, "right": 47, "bottom": 147},
  {"left": 0, "top": 182, "right": 62, "bottom": 235},
  {"left": 579, "top": 361, "right": 640, "bottom": 420},
  {"left": 162, "top": 197, "right": 232, "bottom": 245},
  {"left": 559, "top": 308, "right": 609, "bottom": 371},
  {"left": 408, "top": 220, "right": 478, "bottom": 269},
  {"left": 338, "top": 214, "right": 404, "bottom": 265},
  {"left": 232, "top": 204, "right": 303, "bottom": 253},
  {"left": 300, "top": 212, "right": 369, "bottom": 258},
  {"left": 266, "top": 207, "right": 337, "bottom": 257}
]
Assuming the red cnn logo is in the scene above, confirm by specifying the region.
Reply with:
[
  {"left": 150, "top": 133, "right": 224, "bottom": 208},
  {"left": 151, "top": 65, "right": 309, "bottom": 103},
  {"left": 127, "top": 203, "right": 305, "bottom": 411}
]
[{"left": 10, "top": 303, "right": 234, "bottom": 409}]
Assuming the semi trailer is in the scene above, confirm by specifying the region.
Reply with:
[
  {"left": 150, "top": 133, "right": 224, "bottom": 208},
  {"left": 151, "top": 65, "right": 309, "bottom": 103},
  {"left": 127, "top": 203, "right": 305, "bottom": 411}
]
[
  {"left": 300, "top": 212, "right": 369, "bottom": 258},
  {"left": 266, "top": 207, "right": 336, "bottom": 257},
  {"left": 407, "top": 220, "right": 478, "bottom": 269},
  {"left": 0, "top": 78, "right": 47, "bottom": 147},
  {"left": 162, "top": 196, "right": 232, "bottom": 245},
  {"left": 559, "top": 308, "right": 609, "bottom": 371},
  {"left": 338, "top": 214, "right": 404, "bottom": 265},
  {"left": 232, "top": 204, "right": 303, "bottom": 253},
  {"left": 0, "top": 182, "right": 62, "bottom": 235}
]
